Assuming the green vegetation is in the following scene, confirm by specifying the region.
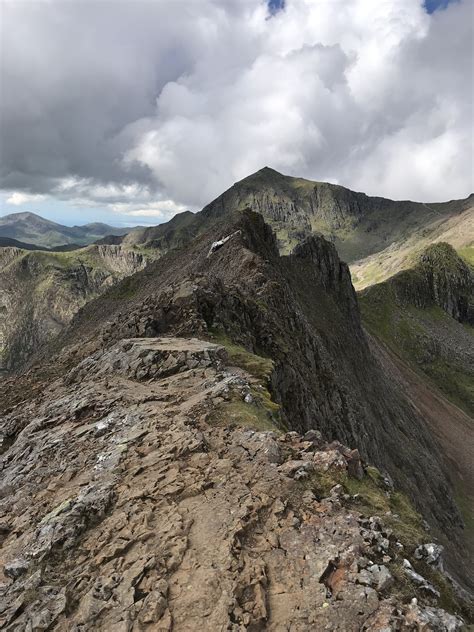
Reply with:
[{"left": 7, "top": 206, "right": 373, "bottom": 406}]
[
  {"left": 209, "top": 396, "right": 280, "bottom": 433},
  {"left": 209, "top": 331, "right": 274, "bottom": 383},
  {"left": 359, "top": 247, "right": 474, "bottom": 416},
  {"left": 361, "top": 291, "right": 474, "bottom": 415},
  {"left": 207, "top": 331, "right": 284, "bottom": 432},
  {"left": 458, "top": 244, "right": 474, "bottom": 267},
  {"left": 107, "top": 275, "right": 140, "bottom": 300}
]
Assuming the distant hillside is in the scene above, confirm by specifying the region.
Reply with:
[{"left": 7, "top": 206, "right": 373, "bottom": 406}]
[
  {"left": 0, "top": 243, "right": 149, "bottom": 370},
  {"left": 359, "top": 243, "right": 474, "bottom": 415},
  {"left": 0, "top": 236, "right": 50, "bottom": 250},
  {"left": 0, "top": 211, "right": 134, "bottom": 248}
]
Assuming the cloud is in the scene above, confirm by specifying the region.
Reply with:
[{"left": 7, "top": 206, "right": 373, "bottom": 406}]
[
  {"left": 0, "top": 0, "right": 472, "bottom": 220},
  {"left": 6, "top": 192, "right": 47, "bottom": 206},
  {"left": 109, "top": 200, "right": 188, "bottom": 219}
]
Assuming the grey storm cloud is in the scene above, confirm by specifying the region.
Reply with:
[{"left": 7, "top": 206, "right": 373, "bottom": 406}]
[{"left": 0, "top": 0, "right": 473, "bottom": 219}]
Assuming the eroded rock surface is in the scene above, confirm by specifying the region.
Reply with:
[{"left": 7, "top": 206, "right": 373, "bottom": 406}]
[{"left": 0, "top": 337, "right": 465, "bottom": 630}]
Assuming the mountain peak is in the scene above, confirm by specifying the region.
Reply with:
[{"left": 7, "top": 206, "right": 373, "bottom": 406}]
[{"left": 1, "top": 211, "right": 49, "bottom": 223}]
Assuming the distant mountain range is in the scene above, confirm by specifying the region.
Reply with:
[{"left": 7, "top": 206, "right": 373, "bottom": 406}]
[{"left": 0, "top": 211, "right": 133, "bottom": 248}]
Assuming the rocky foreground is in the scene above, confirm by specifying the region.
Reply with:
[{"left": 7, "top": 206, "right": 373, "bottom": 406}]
[{"left": 0, "top": 337, "right": 466, "bottom": 630}]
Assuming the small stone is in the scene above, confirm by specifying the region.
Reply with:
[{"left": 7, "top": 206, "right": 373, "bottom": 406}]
[
  {"left": 278, "top": 460, "right": 313, "bottom": 477},
  {"left": 357, "top": 557, "right": 371, "bottom": 570},
  {"left": 303, "top": 429, "right": 322, "bottom": 444},
  {"left": 360, "top": 564, "right": 394, "bottom": 592},
  {"left": 4, "top": 558, "right": 29, "bottom": 579},
  {"left": 294, "top": 468, "right": 309, "bottom": 480},
  {"left": 330, "top": 484, "right": 344, "bottom": 498}
]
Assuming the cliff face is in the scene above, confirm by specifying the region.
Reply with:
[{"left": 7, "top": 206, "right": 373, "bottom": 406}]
[{"left": 0, "top": 245, "right": 146, "bottom": 371}]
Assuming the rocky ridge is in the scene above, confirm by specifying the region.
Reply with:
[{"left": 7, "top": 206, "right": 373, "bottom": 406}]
[
  {"left": 0, "top": 337, "right": 467, "bottom": 630},
  {"left": 385, "top": 243, "right": 473, "bottom": 323},
  {"left": 18, "top": 210, "right": 471, "bottom": 592}
]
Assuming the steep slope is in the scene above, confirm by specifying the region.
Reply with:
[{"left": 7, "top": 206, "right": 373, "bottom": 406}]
[
  {"left": 115, "top": 167, "right": 473, "bottom": 290},
  {"left": 0, "top": 336, "right": 469, "bottom": 630},
  {"left": 358, "top": 248, "right": 474, "bottom": 600},
  {"left": 359, "top": 243, "right": 474, "bottom": 416},
  {"left": 0, "top": 212, "right": 134, "bottom": 248},
  {"left": 15, "top": 210, "right": 471, "bottom": 592},
  {"left": 351, "top": 207, "right": 474, "bottom": 289},
  {"left": 0, "top": 245, "right": 147, "bottom": 371}
]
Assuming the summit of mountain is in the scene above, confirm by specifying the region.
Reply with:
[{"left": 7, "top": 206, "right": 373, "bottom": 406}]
[{"left": 117, "top": 168, "right": 473, "bottom": 286}]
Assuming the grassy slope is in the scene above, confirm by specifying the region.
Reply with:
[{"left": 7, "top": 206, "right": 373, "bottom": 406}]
[
  {"left": 351, "top": 207, "right": 473, "bottom": 290},
  {"left": 360, "top": 287, "right": 473, "bottom": 416},
  {"left": 359, "top": 242, "right": 473, "bottom": 415}
]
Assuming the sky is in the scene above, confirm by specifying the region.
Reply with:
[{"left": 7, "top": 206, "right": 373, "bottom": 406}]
[{"left": 0, "top": 0, "right": 472, "bottom": 227}]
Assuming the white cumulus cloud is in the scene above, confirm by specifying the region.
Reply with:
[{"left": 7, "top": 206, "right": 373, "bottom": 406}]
[{"left": 6, "top": 192, "right": 46, "bottom": 206}]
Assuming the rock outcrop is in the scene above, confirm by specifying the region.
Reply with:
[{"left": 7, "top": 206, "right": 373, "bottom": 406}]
[{"left": 0, "top": 336, "right": 467, "bottom": 630}]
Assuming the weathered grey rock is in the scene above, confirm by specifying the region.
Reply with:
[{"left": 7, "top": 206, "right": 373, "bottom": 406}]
[
  {"left": 402, "top": 559, "right": 440, "bottom": 597},
  {"left": 415, "top": 542, "right": 444, "bottom": 568},
  {"left": 4, "top": 558, "right": 29, "bottom": 579},
  {"left": 405, "top": 602, "right": 464, "bottom": 631},
  {"left": 357, "top": 564, "right": 393, "bottom": 592}
]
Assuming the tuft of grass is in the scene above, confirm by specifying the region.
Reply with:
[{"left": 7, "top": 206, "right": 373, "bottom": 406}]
[
  {"left": 205, "top": 332, "right": 285, "bottom": 433},
  {"left": 209, "top": 398, "right": 278, "bottom": 433},
  {"left": 208, "top": 331, "right": 274, "bottom": 383},
  {"left": 457, "top": 244, "right": 474, "bottom": 267}
]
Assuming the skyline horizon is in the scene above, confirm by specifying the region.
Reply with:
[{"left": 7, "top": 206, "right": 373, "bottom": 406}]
[{"left": 1, "top": 164, "right": 473, "bottom": 228}]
